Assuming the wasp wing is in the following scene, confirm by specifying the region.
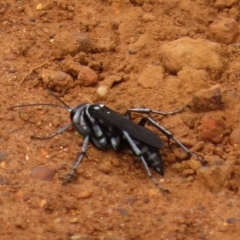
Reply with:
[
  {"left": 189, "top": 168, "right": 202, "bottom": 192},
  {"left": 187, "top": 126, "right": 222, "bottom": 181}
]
[{"left": 89, "top": 105, "right": 164, "bottom": 149}]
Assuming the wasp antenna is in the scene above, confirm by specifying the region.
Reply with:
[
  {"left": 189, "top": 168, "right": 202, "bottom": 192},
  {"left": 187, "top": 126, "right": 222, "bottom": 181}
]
[
  {"left": 83, "top": 95, "right": 93, "bottom": 104},
  {"left": 9, "top": 103, "right": 68, "bottom": 110},
  {"left": 31, "top": 122, "right": 73, "bottom": 140},
  {"left": 47, "top": 90, "right": 72, "bottom": 111}
]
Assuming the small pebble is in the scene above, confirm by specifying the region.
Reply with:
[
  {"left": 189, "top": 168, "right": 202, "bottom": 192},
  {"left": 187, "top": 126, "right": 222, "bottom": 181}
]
[
  {"left": 182, "top": 114, "right": 199, "bottom": 129},
  {"left": 192, "top": 85, "right": 223, "bottom": 112},
  {"left": 40, "top": 69, "right": 74, "bottom": 92},
  {"left": 111, "top": 158, "right": 120, "bottom": 167},
  {"left": 36, "top": 3, "right": 43, "bottom": 10},
  {"left": 15, "top": 217, "right": 27, "bottom": 229},
  {"left": 100, "top": 74, "right": 123, "bottom": 88},
  {"left": 69, "top": 217, "right": 78, "bottom": 223},
  {"left": 77, "top": 191, "right": 92, "bottom": 199},
  {"left": 190, "top": 141, "right": 205, "bottom": 152},
  {"left": 171, "top": 163, "right": 182, "bottom": 172},
  {"left": 143, "top": 198, "right": 150, "bottom": 203},
  {"left": 81, "top": 171, "right": 92, "bottom": 179},
  {"left": 159, "top": 38, "right": 223, "bottom": 77},
  {"left": 52, "top": 31, "right": 92, "bottom": 58},
  {"left": 187, "top": 159, "right": 202, "bottom": 171},
  {"left": 180, "top": 141, "right": 205, "bottom": 159},
  {"left": 148, "top": 188, "right": 159, "bottom": 197},
  {"left": 182, "top": 169, "right": 195, "bottom": 177},
  {"left": 126, "top": 196, "right": 138, "bottom": 204},
  {"left": 197, "top": 165, "right": 230, "bottom": 192},
  {"left": 8, "top": 67, "right": 16, "bottom": 73},
  {"left": 0, "top": 176, "right": 10, "bottom": 185},
  {"left": 229, "top": 126, "right": 240, "bottom": 145},
  {"left": 142, "top": 13, "right": 156, "bottom": 22},
  {"left": 187, "top": 176, "right": 195, "bottom": 182},
  {"left": 203, "top": 155, "right": 224, "bottom": 165},
  {"left": 15, "top": 191, "right": 24, "bottom": 199},
  {"left": 116, "top": 208, "right": 129, "bottom": 216},
  {"left": 138, "top": 65, "right": 164, "bottom": 89},
  {"left": 226, "top": 217, "right": 236, "bottom": 224},
  {"left": 142, "top": 3, "right": 152, "bottom": 12},
  {"left": 214, "top": 146, "right": 224, "bottom": 156},
  {"left": 209, "top": 17, "right": 239, "bottom": 44},
  {"left": 29, "top": 17, "right": 36, "bottom": 22},
  {"left": 197, "top": 206, "right": 205, "bottom": 211},
  {"left": 178, "top": 138, "right": 197, "bottom": 147},
  {"left": 0, "top": 162, "right": 6, "bottom": 169},
  {"left": 78, "top": 66, "right": 98, "bottom": 86},
  {"left": 111, "top": 20, "right": 120, "bottom": 30},
  {"left": 53, "top": 218, "right": 61, "bottom": 223},
  {"left": 99, "top": 162, "right": 112, "bottom": 174},
  {"left": 70, "top": 235, "right": 90, "bottom": 240},
  {"left": 166, "top": 153, "right": 177, "bottom": 163},
  {"left": 30, "top": 165, "right": 56, "bottom": 181},
  {"left": 0, "top": 152, "right": 6, "bottom": 161},
  {"left": 96, "top": 85, "right": 108, "bottom": 98},
  {"left": 64, "top": 198, "right": 79, "bottom": 210},
  {"left": 203, "top": 142, "right": 215, "bottom": 155},
  {"left": 199, "top": 113, "right": 225, "bottom": 143},
  {"left": 40, "top": 199, "right": 47, "bottom": 208},
  {"left": 128, "top": 47, "right": 137, "bottom": 55},
  {"left": 88, "top": 60, "right": 101, "bottom": 71}
]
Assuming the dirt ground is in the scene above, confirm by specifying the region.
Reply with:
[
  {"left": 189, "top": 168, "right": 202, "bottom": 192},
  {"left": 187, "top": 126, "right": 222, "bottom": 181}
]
[{"left": 1, "top": 0, "right": 240, "bottom": 239}]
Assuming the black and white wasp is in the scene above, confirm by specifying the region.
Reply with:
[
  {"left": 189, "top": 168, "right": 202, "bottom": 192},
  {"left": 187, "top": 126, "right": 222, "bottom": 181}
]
[{"left": 9, "top": 92, "right": 205, "bottom": 193}]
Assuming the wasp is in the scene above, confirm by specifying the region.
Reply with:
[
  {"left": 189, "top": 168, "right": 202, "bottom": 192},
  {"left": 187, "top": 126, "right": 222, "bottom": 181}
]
[{"left": 9, "top": 91, "right": 205, "bottom": 193}]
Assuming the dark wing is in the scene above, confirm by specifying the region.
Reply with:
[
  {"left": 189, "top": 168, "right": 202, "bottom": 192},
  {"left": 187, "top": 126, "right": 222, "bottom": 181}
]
[{"left": 89, "top": 105, "right": 164, "bottom": 149}]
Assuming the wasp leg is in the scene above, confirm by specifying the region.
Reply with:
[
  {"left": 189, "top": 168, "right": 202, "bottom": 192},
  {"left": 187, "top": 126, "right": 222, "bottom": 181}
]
[
  {"left": 140, "top": 156, "right": 170, "bottom": 194},
  {"left": 122, "top": 131, "right": 169, "bottom": 193},
  {"left": 138, "top": 117, "right": 206, "bottom": 165},
  {"left": 62, "top": 135, "right": 90, "bottom": 185},
  {"left": 125, "top": 104, "right": 189, "bottom": 118},
  {"left": 31, "top": 122, "right": 72, "bottom": 139}
]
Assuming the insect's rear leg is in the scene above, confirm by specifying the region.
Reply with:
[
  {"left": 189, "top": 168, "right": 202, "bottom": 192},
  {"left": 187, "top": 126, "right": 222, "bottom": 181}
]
[
  {"left": 138, "top": 117, "right": 206, "bottom": 165},
  {"left": 123, "top": 131, "right": 169, "bottom": 193},
  {"left": 140, "top": 156, "right": 170, "bottom": 194},
  {"left": 125, "top": 104, "right": 189, "bottom": 119},
  {"left": 62, "top": 135, "right": 90, "bottom": 185}
]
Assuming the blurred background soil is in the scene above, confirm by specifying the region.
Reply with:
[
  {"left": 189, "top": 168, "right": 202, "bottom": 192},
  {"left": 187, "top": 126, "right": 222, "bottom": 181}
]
[{"left": 1, "top": 0, "right": 240, "bottom": 239}]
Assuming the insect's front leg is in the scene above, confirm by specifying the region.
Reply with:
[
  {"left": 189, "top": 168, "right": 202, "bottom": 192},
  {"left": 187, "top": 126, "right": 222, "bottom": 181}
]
[{"left": 62, "top": 135, "right": 90, "bottom": 185}]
